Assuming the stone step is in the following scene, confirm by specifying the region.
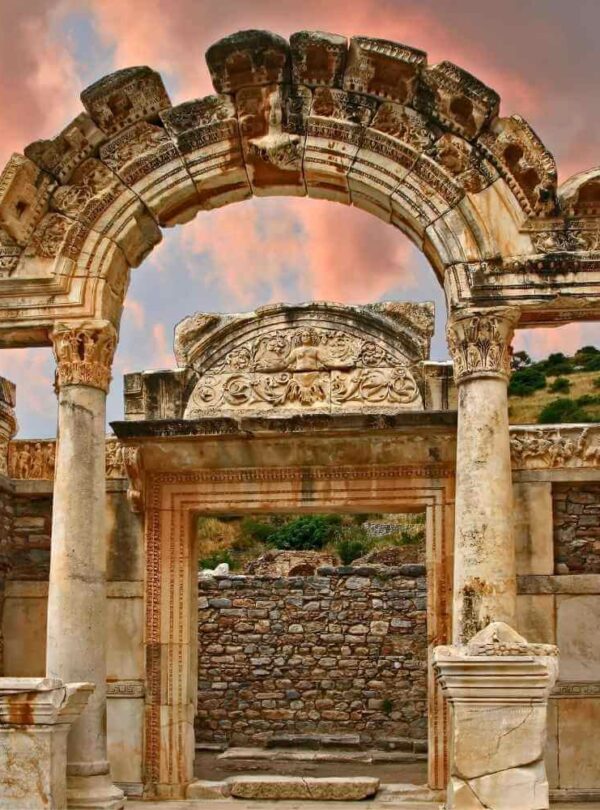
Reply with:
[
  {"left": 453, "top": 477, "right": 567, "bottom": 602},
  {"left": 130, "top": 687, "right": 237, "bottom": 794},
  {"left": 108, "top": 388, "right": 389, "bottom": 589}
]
[
  {"left": 187, "top": 778, "right": 443, "bottom": 805},
  {"left": 266, "top": 733, "right": 362, "bottom": 750},
  {"left": 217, "top": 746, "right": 426, "bottom": 763},
  {"left": 189, "top": 775, "right": 381, "bottom": 801}
]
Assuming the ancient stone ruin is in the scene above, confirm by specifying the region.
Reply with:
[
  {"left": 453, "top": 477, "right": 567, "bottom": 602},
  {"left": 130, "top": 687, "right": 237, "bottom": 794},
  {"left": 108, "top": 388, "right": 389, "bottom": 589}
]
[{"left": 0, "top": 26, "right": 598, "bottom": 810}]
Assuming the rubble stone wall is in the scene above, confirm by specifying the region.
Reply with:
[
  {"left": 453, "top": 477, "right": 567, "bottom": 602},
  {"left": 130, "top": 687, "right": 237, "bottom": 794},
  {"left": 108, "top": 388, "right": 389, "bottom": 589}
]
[
  {"left": 197, "top": 564, "right": 428, "bottom": 749},
  {"left": 11, "top": 491, "right": 52, "bottom": 580},
  {"left": 554, "top": 483, "right": 600, "bottom": 573}
]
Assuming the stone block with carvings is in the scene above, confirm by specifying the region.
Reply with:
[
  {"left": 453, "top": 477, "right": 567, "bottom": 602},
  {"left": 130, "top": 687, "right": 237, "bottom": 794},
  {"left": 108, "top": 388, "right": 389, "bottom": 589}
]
[
  {"left": 0, "top": 678, "right": 93, "bottom": 810},
  {"left": 434, "top": 622, "right": 558, "bottom": 810},
  {"left": 170, "top": 301, "right": 438, "bottom": 419}
]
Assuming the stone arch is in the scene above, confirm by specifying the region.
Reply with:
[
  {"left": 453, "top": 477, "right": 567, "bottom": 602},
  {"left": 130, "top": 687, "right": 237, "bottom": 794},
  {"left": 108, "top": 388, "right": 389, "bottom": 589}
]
[{"left": 1, "top": 28, "right": 599, "bottom": 349}]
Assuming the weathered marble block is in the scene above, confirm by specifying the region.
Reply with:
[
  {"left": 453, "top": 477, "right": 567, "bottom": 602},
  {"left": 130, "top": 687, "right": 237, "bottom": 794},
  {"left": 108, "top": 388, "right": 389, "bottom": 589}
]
[
  {"left": 0, "top": 678, "right": 93, "bottom": 810},
  {"left": 434, "top": 623, "right": 558, "bottom": 810}
]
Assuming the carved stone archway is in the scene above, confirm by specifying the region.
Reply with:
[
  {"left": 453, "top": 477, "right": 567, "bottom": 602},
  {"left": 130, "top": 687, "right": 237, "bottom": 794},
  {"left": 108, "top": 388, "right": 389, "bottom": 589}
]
[
  {"left": 0, "top": 27, "right": 599, "bottom": 810},
  {"left": 0, "top": 29, "right": 599, "bottom": 345}
]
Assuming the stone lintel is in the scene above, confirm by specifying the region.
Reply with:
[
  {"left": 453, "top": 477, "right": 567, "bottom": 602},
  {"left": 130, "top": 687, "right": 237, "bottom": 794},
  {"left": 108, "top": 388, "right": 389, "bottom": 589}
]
[{"left": 110, "top": 410, "right": 458, "bottom": 440}]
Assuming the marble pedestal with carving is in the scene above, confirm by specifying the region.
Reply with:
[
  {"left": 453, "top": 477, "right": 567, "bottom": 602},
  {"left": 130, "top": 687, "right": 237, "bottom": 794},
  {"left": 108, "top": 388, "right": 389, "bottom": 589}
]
[
  {"left": 0, "top": 678, "right": 93, "bottom": 809},
  {"left": 434, "top": 623, "right": 558, "bottom": 810}
]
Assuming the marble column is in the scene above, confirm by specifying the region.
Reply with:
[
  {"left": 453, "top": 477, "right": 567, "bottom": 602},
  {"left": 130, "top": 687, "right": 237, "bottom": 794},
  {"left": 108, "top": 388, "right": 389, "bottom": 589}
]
[
  {"left": 447, "top": 307, "right": 520, "bottom": 644},
  {"left": 46, "top": 322, "right": 124, "bottom": 809}
]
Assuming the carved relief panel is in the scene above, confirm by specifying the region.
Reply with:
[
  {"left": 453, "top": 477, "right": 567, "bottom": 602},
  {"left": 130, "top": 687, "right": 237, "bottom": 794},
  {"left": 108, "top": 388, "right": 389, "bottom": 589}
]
[{"left": 175, "top": 301, "right": 435, "bottom": 418}]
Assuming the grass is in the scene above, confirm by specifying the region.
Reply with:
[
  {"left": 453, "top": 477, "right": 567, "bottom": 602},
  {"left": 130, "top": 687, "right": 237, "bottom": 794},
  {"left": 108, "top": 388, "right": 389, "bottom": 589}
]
[{"left": 508, "top": 370, "right": 600, "bottom": 424}]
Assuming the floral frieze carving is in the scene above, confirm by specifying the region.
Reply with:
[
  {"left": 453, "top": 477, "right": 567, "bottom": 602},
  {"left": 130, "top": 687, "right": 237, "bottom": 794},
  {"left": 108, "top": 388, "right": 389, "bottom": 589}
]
[
  {"left": 510, "top": 426, "right": 600, "bottom": 469},
  {"left": 179, "top": 304, "right": 433, "bottom": 418},
  {"left": 446, "top": 307, "right": 519, "bottom": 384}
]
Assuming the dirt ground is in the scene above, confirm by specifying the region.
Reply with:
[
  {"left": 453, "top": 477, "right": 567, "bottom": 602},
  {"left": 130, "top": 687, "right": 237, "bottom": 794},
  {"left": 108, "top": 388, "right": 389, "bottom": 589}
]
[{"left": 194, "top": 750, "right": 428, "bottom": 786}]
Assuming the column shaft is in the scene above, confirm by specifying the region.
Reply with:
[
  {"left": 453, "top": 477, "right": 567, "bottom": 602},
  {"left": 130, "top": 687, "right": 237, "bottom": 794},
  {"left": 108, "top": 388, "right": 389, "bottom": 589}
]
[
  {"left": 447, "top": 308, "right": 519, "bottom": 644},
  {"left": 453, "top": 376, "right": 515, "bottom": 642},
  {"left": 47, "top": 385, "right": 108, "bottom": 774},
  {"left": 46, "top": 322, "right": 123, "bottom": 809}
]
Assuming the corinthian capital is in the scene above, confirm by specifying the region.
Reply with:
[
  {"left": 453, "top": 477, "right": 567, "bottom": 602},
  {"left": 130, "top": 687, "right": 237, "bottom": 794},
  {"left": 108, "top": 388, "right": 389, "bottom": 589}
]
[
  {"left": 446, "top": 307, "right": 520, "bottom": 384},
  {"left": 52, "top": 321, "right": 117, "bottom": 393}
]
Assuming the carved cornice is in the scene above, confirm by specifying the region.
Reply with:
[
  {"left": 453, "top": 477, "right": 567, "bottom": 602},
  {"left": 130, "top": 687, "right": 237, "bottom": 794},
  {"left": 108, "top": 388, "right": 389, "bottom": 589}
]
[
  {"left": 446, "top": 307, "right": 519, "bottom": 384},
  {"left": 52, "top": 321, "right": 116, "bottom": 392}
]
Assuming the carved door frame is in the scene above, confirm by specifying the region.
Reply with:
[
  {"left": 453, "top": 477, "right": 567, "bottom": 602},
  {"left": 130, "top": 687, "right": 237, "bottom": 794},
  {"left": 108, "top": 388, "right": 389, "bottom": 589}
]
[{"left": 142, "top": 464, "right": 454, "bottom": 799}]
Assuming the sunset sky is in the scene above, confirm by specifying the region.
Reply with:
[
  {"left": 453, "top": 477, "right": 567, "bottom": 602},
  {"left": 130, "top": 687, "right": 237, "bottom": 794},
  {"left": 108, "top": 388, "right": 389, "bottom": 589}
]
[{"left": 0, "top": 0, "right": 598, "bottom": 436}]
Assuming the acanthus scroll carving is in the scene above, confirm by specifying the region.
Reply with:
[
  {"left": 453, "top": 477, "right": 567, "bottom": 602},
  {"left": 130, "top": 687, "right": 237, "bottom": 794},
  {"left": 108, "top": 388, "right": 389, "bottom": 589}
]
[
  {"left": 52, "top": 321, "right": 116, "bottom": 392},
  {"left": 446, "top": 308, "right": 519, "bottom": 384},
  {"left": 184, "top": 324, "right": 423, "bottom": 417}
]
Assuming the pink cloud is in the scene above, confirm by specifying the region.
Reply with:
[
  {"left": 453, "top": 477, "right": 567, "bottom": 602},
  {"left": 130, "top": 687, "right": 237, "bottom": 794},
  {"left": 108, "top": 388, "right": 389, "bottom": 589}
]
[
  {"left": 0, "top": 3, "right": 81, "bottom": 168},
  {"left": 151, "top": 323, "right": 174, "bottom": 368},
  {"left": 0, "top": 348, "right": 56, "bottom": 436},
  {"left": 180, "top": 197, "right": 419, "bottom": 307},
  {"left": 515, "top": 323, "right": 600, "bottom": 359},
  {"left": 123, "top": 297, "right": 145, "bottom": 330},
  {"left": 86, "top": 0, "right": 545, "bottom": 119}
]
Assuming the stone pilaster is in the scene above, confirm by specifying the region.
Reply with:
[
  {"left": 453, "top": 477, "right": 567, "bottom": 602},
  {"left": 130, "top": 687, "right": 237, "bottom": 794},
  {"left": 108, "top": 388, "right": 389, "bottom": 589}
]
[
  {"left": 434, "top": 622, "right": 558, "bottom": 810},
  {"left": 0, "top": 377, "right": 16, "bottom": 676},
  {"left": 0, "top": 377, "right": 17, "bottom": 478},
  {"left": 46, "top": 321, "right": 124, "bottom": 809},
  {"left": 447, "top": 307, "right": 520, "bottom": 644}
]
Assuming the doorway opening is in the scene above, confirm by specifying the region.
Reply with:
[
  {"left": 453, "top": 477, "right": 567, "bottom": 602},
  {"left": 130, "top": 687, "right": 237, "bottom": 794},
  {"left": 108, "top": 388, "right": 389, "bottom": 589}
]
[{"left": 194, "top": 510, "right": 428, "bottom": 788}]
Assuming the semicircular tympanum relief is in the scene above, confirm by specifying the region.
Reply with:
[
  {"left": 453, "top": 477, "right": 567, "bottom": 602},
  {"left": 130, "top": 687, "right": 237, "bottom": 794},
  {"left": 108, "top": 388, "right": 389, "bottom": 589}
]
[
  {"left": 122, "top": 300, "right": 457, "bottom": 420},
  {"left": 176, "top": 301, "right": 434, "bottom": 417}
]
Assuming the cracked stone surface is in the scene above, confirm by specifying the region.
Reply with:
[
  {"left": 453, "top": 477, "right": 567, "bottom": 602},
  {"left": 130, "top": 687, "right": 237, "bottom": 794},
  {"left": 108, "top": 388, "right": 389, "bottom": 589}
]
[{"left": 227, "top": 775, "right": 380, "bottom": 800}]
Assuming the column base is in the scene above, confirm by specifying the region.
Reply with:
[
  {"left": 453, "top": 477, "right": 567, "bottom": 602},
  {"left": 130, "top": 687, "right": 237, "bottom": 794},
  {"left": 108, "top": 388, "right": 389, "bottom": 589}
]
[
  {"left": 67, "top": 774, "right": 124, "bottom": 810},
  {"left": 434, "top": 622, "right": 558, "bottom": 810}
]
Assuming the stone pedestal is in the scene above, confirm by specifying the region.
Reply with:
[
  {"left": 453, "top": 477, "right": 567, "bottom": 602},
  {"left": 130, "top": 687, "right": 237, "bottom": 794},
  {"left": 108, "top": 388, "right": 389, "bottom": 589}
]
[
  {"left": 46, "top": 323, "right": 124, "bottom": 809},
  {"left": 447, "top": 308, "right": 520, "bottom": 644},
  {"left": 0, "top": 677, "right": 93, "bottom": 809},
  {"left": 434, "top": 623, "right": 558, "bottom": 810}
]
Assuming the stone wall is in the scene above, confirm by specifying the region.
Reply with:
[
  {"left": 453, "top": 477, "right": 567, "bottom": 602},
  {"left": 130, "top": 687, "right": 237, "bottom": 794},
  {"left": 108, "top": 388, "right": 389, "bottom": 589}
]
[
  {"left": 197, "top": 564, "right": 427, "bottom": 750},
  {"left": 11, "top": 489, "right": 52, "bottom": 580},
  {"left": 554, "top": 483, "right": 600, "bottom": 573}
]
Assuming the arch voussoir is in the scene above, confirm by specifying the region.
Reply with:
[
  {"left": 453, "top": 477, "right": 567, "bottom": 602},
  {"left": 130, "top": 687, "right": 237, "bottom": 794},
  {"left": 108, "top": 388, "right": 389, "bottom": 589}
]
[
  {"left": 160, "top": 96, "right": 251, "bottom": 210},
  {"left": 0, "top": 27, "right": 598, "bottom": 342}
]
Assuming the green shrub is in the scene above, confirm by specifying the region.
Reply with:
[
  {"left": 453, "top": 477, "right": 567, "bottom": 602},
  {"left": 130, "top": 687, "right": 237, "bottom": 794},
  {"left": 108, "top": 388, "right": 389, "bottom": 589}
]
[
  {"left": 199, "top": 550, "right": 236, "bottom": 570},
  {"left": 335, "top": 536, "right": 369, "bottom": 565},
  {"left": 267, "top": 514, "right": 342, "bottom": 551},
  {"left": 549, "top": 376, "right": 571, "bottom": 394},
  {"left": 538, "top": 397, "right": 599, "bottom": 424},
  {"left": 575, "top": 346, "right": 600, "bottom": 371},
  {"left": 240, "top": 517, "right": 275, "bottom": 543},
  {"left": 509, "top": 366, "right": 547, "bottom": 397},
  {"left": 576, "top": 393, "right": 600, "bottom": 406},
  {"left": 382, "top": 698, "right": 394, "bottom": 716},
  {"left": 539, "top": 352, "right": 574, "bottom": 376},
  {"left": 511, "top": 350, "right": 532, "bottom": 371},
  {"left": 399, "top": 529, "right": 422, "bottom": 545}
]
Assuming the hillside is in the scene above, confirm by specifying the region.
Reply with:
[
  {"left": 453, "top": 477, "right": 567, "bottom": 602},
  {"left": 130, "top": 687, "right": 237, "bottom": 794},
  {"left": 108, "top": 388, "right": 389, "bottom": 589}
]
[{"left": 508, "top": 346, "right": 600, "bottom": 425}]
